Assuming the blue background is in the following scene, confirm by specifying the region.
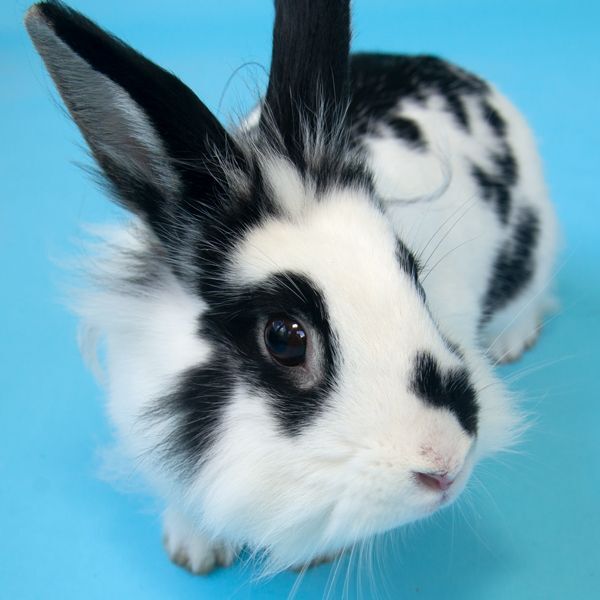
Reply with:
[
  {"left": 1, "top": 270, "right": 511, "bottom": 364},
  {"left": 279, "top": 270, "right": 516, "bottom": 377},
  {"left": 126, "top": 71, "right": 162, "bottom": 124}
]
[{"left": 2, "top": 1, "right": 599, "bottom": 598}]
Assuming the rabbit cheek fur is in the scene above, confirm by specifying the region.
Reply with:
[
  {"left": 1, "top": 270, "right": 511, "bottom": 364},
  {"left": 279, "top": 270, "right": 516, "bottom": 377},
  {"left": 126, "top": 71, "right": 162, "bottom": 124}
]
[{"left": 25, "top": 0, "right": 554, "bottom": 574}]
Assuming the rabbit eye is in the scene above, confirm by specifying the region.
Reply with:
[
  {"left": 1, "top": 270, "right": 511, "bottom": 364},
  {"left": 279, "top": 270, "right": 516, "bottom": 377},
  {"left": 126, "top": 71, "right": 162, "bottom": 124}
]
[{"left": 264, "top": 316, "right": 307, "bottom": 367}]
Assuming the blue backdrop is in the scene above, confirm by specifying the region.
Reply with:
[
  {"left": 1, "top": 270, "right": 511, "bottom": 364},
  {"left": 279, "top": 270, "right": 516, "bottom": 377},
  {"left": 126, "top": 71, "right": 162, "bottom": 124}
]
[{"left": 2, "top": 1, "right": 599, "bottom": 598}]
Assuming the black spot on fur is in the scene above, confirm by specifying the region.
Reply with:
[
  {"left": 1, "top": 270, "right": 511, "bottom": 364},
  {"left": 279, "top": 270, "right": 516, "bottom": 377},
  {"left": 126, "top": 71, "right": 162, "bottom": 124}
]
[
  {"left": 349, "top": 54, "right": 489, "bottom": 136},
  {"left": 146, "top": 360, "right": 234, "bottom": 475},
  {"left": 441, "top": 337, "right": 464, "bottom": 360},
  {"left": 386, "top": 116, "right": 426, "bottom": 149},
  {"left": 471, "top": 146, "right": 518, "bottom": 224},
  {"left": 472, "top": 164, "right": 510, "bottom": 224},
  {"left": 444, "top": 94, "right": 470, "bottom": 130},
  {"left": 496, "top": 151, "right": 518, "bottom": 183},
  {"left": 481, "top": 100, "right": 507, "bottom": 137},
  {"left": 396, "top": 238, "right": 426, "bottom": 299},
  {"left": 470, "top": 97, "right": 518, "bottom": 224},
  {"left": 482, "top": 208, "right": 540, "bottom": 322},
  {"left": 411, "top": 352, "right": 478, "bottom": 435}
]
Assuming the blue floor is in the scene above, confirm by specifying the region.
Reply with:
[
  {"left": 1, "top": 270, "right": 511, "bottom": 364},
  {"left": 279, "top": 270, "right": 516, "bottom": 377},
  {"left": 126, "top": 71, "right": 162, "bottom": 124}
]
[{"left": 2, "top": 1, "right": 599, "bottom": 598}]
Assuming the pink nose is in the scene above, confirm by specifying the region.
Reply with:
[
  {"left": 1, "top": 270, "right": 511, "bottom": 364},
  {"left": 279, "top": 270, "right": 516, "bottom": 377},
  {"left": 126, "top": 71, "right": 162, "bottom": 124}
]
[{"left": 414, "top": 471, "right": 454, "bottom": 492}]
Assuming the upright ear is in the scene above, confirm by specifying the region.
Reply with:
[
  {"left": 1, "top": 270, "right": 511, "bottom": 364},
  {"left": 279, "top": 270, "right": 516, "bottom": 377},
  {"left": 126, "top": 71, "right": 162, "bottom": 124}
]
[
  {"left": 261, "top": 0, "right": 351, "bottom": 163},
  {"left": 25, "top": 1, "right": 237, "bottom": 241}
]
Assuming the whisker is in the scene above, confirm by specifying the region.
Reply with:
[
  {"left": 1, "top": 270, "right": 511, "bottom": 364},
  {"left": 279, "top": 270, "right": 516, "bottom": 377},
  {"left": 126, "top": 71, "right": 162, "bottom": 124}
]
[
  {"left": 419, "top": 195, "right": 479, "bottom": 271},
  {"left": 415, "top": 194, "right": 478, "bottom": 265},
  {"left": 421, "top": 234, "right": 482, "bottom": 283}
]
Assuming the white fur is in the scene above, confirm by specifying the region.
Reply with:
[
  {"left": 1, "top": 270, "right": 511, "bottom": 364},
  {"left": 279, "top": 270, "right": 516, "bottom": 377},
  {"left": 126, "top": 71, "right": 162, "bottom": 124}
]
[
  {"left": 77, "top": 225, "right": 211, "bottom": 494},
  {"left": 72, "top": 60, "right": 553, "bottom": 577},
  {"left": 162, "top": 506, "right": 237, "bottom": 574},
  {"left": 365, "top": 87, "right": 558, "bottom": 356},
  {"left": 26, "top": 0, "right": 558, "bottom": 575},
  {"left": 79, "top": 174, "right": 524, "bottom": 572}
]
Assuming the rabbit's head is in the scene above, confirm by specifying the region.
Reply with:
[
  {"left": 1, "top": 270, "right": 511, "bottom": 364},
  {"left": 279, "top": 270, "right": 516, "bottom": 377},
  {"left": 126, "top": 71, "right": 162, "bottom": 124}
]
[{"left": 26, "top": 1, "right": 516, "bottom": 569}]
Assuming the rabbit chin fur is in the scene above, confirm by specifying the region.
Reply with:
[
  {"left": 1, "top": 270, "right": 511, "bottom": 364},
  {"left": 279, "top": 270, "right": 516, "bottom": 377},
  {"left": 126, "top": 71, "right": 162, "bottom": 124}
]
[{"left": 27, "top": 0, "right": 558, "bottom": 576}]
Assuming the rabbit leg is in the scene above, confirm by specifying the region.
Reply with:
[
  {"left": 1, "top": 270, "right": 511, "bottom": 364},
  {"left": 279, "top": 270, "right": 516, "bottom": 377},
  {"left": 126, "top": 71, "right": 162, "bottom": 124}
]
[
  {"left": 162, "top": 507, "right": 237, "bottom": 574},
  {"left": 482, "top": 293, "right": 555, "bottom": 364}
]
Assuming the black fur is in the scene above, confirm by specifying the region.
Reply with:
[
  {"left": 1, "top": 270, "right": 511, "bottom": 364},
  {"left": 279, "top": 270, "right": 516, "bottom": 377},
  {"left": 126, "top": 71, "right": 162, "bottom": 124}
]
[
  {"left": 471, "top": 98, "right": 519, "bottom": 224},
  {"left": 154, "top": 272, "right": 339, "bottom": 471},
  {"left": 347, "top": 53, "right": 522, "bottom": 224},
  {"left": 349, "top": 54, "right": 489, "bottom": 141},
  {"left": 146, "top": 360, "right": 235, "bottom": 475},
  {"left": 411, "top": 352, "right": 478, "bottom": 435},
  {"left": 203, "top": 272, "right": 338, "bottom": 435},
  {"left": 470, "top": 101, "right": 519, "bottom": 225},
  {"left": 471, "top": 153, "right": 518, "bottom": 225},
  {"left": 481, "top": 100, "right": 507, "bottom": 137},
  {"left": 300, "top": 149, "right": 375, "bottom": 197},
  {"left": 386, "top": 116, "right": 427, "bottom": 149},
  {"left": 27, "top": 1, "right": 242, "bottom": 246},
  {"left": 262, "top": 0, "right": 351, "bottom": 169},
  {"left": 482, "top": 208, "right": 540, "bottom": 322},
  {"left": 396, "top": 238, "right": 426, "bottom": 299},
  {"left": 190, "top": 165, "right": 280, "bottom": 298},
  {"left": 28, "top": 1, "right": 370, "bottom": 289}
]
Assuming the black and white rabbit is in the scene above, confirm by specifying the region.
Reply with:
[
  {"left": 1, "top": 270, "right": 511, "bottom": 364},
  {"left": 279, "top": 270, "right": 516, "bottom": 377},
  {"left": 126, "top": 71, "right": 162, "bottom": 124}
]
[{"left": 26, "top": 0, "right": 557, "bottom": 574}]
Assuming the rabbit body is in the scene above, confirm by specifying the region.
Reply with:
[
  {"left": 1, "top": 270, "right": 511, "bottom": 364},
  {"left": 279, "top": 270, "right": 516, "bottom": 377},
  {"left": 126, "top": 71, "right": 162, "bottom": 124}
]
[{"left": 26, "top": 1, "right": 557, "bottom": 573}]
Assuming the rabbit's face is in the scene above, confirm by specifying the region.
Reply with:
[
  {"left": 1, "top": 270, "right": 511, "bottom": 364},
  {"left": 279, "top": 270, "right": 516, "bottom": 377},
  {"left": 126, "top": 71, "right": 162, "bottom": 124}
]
[
  {"left": 26, "top": 1, "right": 510, "bottom": 571},
  {"left": 164, "top": 160, "right": 480, "bottom": 568}
]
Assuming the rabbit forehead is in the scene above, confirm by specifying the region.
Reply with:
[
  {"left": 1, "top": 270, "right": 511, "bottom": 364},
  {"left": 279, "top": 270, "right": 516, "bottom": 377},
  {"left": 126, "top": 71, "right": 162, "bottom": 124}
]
[
  {"left": 231, "top": 185, "right": 445, "bottom": 358},
  {"left": 234, "top": 185, "right": 398, "bottom": 285}
]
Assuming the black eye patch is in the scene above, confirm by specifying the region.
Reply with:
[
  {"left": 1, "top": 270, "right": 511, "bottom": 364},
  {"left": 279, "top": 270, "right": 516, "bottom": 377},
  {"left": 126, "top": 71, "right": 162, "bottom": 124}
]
[
  {"left": 201, "top": 272, "right": 339, "bottom": 435},
  {"left": 148, "top": 272, "right": 339, "bottom": 477}
]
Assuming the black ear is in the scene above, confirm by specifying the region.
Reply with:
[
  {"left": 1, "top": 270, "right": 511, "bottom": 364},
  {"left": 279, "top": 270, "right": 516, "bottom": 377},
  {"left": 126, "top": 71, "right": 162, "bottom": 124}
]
[
  {"left": 261, "top": 0, "right": 351, "bottom": 164},
  {"left": 25, "top": 1, "right": 237, "bottom": 241}
]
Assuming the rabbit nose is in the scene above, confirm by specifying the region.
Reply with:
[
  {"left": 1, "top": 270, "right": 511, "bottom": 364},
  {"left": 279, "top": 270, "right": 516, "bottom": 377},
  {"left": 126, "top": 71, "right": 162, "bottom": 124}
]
[{"left": 414, "top": 471, "right": 454, "bottom": 492}]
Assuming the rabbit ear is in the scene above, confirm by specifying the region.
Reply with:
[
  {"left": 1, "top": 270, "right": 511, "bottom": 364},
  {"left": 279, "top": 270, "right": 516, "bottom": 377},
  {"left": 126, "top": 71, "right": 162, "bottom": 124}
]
[
  {"left": 25, "top": 2, "right": 238, "bottom": 240},
  {"left": 261, "top": 0, "right": 351, "bottom": 164}
]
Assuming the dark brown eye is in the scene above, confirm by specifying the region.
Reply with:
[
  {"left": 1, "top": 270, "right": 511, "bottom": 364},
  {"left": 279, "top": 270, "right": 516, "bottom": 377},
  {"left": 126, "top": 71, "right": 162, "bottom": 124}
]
[{"left": 264, "top": 316, "right": 307, "bottom": 367}]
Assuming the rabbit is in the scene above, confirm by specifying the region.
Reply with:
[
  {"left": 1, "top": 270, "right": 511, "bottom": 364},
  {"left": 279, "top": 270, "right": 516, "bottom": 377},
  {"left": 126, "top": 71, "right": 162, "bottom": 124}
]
[{"left": 25, "top": 0, "right": 557, "bottom": 575}]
